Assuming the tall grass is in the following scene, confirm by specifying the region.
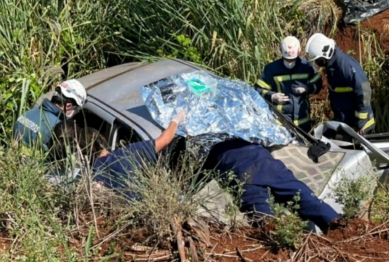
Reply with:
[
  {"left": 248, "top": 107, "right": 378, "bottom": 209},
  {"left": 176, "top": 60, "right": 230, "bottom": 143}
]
[
  {"left": 115, "top": 0, "right": 312, "bottom": 82},
  {"left": 0, "top": 0, "right": 126, "bottom": 135},
  {"left": 354, "top": 23, "right": 389, "bottom": 133},
  {"left": 2, "top": 0, "right": 389, "bottom": 259}
]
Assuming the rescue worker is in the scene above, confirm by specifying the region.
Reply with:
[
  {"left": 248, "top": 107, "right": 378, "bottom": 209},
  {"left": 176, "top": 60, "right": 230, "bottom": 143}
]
[
  {"left": 51, "top": 110, "right": 187, "bottom": 198},
  {"left": 202, "top": 138, "right": 341, "bottom": 233},
  {"left": 305, "top": 33, "right": 375, "bottom": 135},
  {"left": 13, "top": 79, "right": 87, "bottom": 152},
  {"left": 254, "top": 36, "right": 322, "bottom": 132}
]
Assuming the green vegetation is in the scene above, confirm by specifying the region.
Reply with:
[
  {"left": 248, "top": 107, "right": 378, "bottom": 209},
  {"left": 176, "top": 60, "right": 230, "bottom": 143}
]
[
  {"left": 266, "top": 192, "right": 308, "bottom": 250},
  {"left": 1, "top": 0, "right": 389, "bottom": 260}
]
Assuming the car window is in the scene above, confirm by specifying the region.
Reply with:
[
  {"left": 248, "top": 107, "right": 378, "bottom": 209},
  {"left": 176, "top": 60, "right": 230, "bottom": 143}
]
[
  {"left": 73, "top": 109, "right": 111, "bottom": 143},
  {"left": 111, "top": 121, "right": 143, "bottom": 150}
]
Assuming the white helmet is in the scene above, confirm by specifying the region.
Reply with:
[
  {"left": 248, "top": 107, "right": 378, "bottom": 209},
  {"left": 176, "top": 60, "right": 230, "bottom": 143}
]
[
  {"left": 281, "top": 36, "right": 301, "bottom": 59},
  {"left": 57, "top": 79, "right": 87, "bottom": 107},
  {"left": 305, "top": 33, "right": 336, "bottom": 61}
]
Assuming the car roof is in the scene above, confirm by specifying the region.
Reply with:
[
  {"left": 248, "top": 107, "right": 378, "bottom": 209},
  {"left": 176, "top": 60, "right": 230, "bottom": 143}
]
[{"left": 76, "top": 59, "right": 202, "bottom": 139}]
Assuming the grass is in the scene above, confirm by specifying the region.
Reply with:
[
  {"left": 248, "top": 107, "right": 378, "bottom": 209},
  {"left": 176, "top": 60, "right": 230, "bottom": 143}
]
[{"left": 1, "top": 0, "right": 389, "bottom": 259}]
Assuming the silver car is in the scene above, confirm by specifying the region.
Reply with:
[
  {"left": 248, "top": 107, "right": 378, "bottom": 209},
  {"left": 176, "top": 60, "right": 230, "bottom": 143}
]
[{"left": 38, "top": 58, "right": 389, "bottom": 220}]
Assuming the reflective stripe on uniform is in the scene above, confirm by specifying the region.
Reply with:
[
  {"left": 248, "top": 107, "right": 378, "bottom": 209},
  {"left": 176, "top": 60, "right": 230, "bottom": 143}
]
[
  {"left": 293, "top": 116, "right": 310, "bottom": 126},
  {"left": 308, "top": 73, "right": 321, "bottom": 84},
  {"left": 355, "top": 111, "right": 368, "bottom": 120},
  {"left": 261, "top": 90, "right": 269, "bottom": 97},
  {"left": 277, "top": 105, "right": 283, "bottom": 112},
  {"left": 308, "top": 73, "right": 321, "bottom": 93},
  {"left": 334, "top": 87, "right": 353, "bottom": 93},
  {"left": 273, "top": 75, "right": 290, "bottom": 93},
  {"left": 257, "top": 79, "right": 271, "bottom": 90},
  {"left": 291, "top": 73, "right": 309, "bottom": 80},
  {"left": 362, "top": 118, "right": 375, "bottom": 131}
]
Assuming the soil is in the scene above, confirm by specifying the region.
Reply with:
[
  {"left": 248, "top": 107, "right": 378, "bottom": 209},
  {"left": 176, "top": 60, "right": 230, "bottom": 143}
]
[{"left": 4, "top": 216, "right": 389, "bottom": 261}]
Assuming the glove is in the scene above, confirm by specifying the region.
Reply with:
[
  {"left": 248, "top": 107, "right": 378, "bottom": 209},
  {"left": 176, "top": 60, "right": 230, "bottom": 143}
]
[
  {"left": 292, "top": 86, "right": 306, "bottom": 95},
  {"left": 271, "top": 93, "right": 290, "bottom": 104},
  {"left": 172, "top": 109, "right": 187, "bottom": 125}
]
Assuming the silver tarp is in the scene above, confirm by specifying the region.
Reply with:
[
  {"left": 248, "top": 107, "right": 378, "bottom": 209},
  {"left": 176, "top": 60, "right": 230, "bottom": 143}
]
[{"left": 140, "top": 71, "right": 292, "bottom": 148}]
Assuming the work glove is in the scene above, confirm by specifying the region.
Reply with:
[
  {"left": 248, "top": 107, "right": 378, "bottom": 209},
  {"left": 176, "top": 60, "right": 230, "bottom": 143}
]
[
  {"left": 291, "top": 86, "right": 307, "bottom": 95},
  {"left": 172, "top": 109, "right": 187, "bottom": 125},
  {"left": 291, "top": 82, "right": 307, "bottom": 95},
  {"left": 271, "top": 93, "right": 290, "bottom": 104}
]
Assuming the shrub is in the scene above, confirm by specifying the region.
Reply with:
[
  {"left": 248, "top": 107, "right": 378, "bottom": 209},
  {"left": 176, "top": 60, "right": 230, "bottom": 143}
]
[{"left": 265, "top": 191, "right": 308, "bottom": 250}]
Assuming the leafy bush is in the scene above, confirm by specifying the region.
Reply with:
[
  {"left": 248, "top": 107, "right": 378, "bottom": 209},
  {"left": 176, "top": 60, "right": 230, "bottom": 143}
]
[
  {"left": 266, "top": 192, "right": 308, "bottom": 250},
  {"left": 328, "top": 175, "right": 376, "bottom": 221}
]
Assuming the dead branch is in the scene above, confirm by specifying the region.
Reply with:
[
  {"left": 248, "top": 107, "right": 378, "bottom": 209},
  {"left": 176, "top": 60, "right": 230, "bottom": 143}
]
[
  {"left": 171, "top": 215, "right": 187, "bottom": 262},
  {"left": 236, "top": 247, "right": 253, "bottom": 262}
]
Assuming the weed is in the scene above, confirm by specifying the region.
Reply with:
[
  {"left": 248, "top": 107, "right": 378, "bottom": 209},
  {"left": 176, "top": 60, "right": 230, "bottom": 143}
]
[
  {"left": 328, "top": 175, "right": 376, "bottom": 221},
  {"left": 266, "top": 191, "right": 308, "bottom": 250}
]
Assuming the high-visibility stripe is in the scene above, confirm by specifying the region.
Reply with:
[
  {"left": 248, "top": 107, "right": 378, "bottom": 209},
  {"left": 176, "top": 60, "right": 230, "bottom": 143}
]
[
  {"left": 308, "top": 73, "right": 321, "bottom": 84},
  {"left": 273, "top": 75, "right": 289, "bottom": 92},
  {"left": 277, "top": 105, "right": 283, "bottom": 112},
  {"left": 293, "top": 116, "right": 310, "bottom": 126},
  {"left": 355, "top": 111, "right": 368, "bottom": 120},
  {"left": 362, "top": 118, "right": 375, "bottom": 131},
  {"left": 334, "top": 87, "right": 353, "bottom": 93},
  {"left": 257, "top": 79, "right": 271, "bottom": 90},
  {"left": 274, "top": 75, "right": 291, "bottom": 82},
  {"left": 291, "top": 73, "right": 309, "bottom": 80},
  {"left": 262, "top": 90, "right": 269, "bottom": 97},
  {"left": 312, "top": 83, "right": 317, "bottom": 93}
]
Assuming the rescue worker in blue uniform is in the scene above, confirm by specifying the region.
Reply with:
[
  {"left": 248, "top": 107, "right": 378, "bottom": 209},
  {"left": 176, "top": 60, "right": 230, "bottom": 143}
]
[
  {"left": 13, "top": 79, "right": 87, "bottom": 152},
  {"left": 306, "top": 33, "right": 375, "bottom": 135},
  {"left": 254, "top": 36, "right": 323, "bottom": 133},
  {"left": 202, "top": 138, "right": 341, "bottom": 233},
  {"left": 51, "top": 110, "right": 187, "bottom": 199}
]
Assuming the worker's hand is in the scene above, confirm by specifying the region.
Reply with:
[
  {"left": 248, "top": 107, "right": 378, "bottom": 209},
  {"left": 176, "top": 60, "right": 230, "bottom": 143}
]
[
  {"left": 171, "top": 109, "right": 187, "bottom": 125},
  {"left": 271, "top": 93, "right": 290, "bottom": 104},
  {"left": 292, "top": 86, "right": 306, "bottom": 95},
  {"left": 358, "top": 128, "right": 365, "bottom": 136}
]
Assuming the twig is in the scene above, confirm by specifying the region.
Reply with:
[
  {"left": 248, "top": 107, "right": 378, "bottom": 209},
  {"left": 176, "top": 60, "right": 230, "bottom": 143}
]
[
  {"left": 292, "top": 231, "right": 312, "bottom": 261},
  {"left": 236, "top": 247, "right": 253, "bottom": 262},
  {"left": 202, "top": 242, "right": 218, "bottom": 261},
  {"left": 205, "top": 253, "right": 239, "bottom": 259},
  {"left": 188, "top": 236, "right": 199, "bottom": 262},
  {"left": 171, "top": 215, "right": 186, "bottom": 262},
  {"left": 258, "top": 250, "right": 269, "bottom": 261},
  {"left": 90, "top": 221, "right": 131, "bottom": 249}
]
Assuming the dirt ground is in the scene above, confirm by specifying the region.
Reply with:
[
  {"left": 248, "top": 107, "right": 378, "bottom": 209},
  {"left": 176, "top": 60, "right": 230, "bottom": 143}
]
[
  {"left": 88, "top": 218, "right": 389, "bottom": 262},
  {"left": 64, "top": 217, "right": 389, "bottom": 261}
]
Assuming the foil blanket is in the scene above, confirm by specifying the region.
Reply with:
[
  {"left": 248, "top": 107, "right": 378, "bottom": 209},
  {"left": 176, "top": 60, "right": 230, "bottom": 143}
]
[{"left": 140, "top": 71, "right": 292, "bottom": 150}]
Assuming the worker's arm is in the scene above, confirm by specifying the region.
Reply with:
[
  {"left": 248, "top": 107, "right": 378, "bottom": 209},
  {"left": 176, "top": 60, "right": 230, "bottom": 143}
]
[
  {"left": 352, "top": 69, "right": 372, "bottom": 133},
  {"left": 155, "top": 110, "right": 187, "bottom": 153},
  {"left": 306, "top": 65, "right": 323, "bottom": 95},
  {"left": 254, "top": 65, "right": 276, "bottom": 102}
]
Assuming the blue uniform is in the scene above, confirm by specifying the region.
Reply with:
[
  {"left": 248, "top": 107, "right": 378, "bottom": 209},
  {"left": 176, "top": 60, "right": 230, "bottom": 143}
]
[
  {"left": 202, "top": 139, "right": 340, "bottom": 232},
  {"left": 13, "top": 98, "right": 64, "bottom": 151},
  {"left": 254, "top": 57, "right": 322, "bottom": 132},
  {"left": 93, "top": 139, "right": 157, "bottom": 200},
  {"left": 325, "top": 47, "right": 375, "bottom": 133}
]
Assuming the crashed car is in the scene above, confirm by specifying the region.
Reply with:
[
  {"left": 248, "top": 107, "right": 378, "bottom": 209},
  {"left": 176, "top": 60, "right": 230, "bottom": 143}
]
[{"left": 37, "top": 58, "right": 389, "bottom": 226}]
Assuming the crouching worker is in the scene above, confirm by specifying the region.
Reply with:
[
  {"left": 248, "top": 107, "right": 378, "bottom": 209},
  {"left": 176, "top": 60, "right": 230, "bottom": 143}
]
[
  {"left": 50, "top": 110, "right": 187, "bottom": 198},
  {"left": 14, "top": 79, "right": 87, "bottom": 152},
  {"left": 202, "top": 138, "right": 341, "bottom": 233}
]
